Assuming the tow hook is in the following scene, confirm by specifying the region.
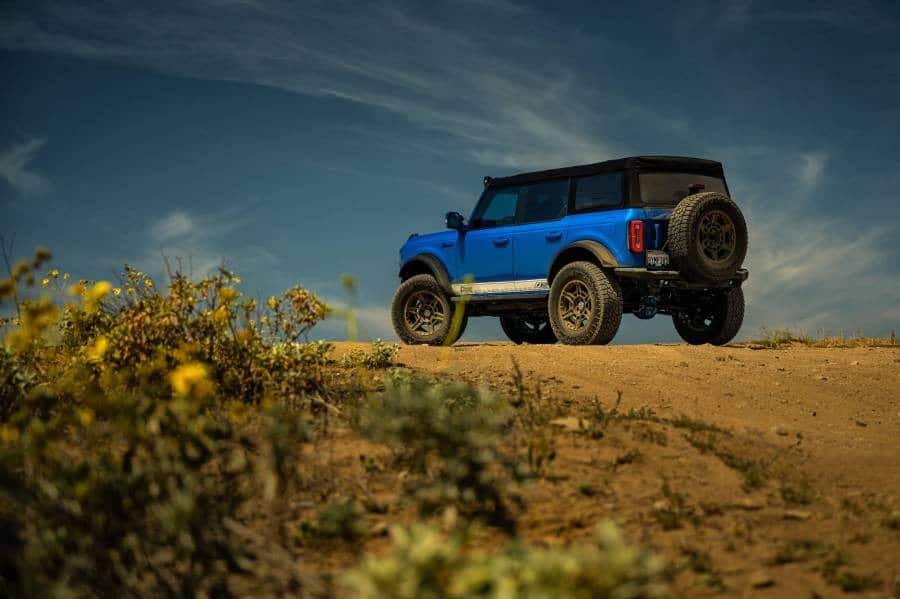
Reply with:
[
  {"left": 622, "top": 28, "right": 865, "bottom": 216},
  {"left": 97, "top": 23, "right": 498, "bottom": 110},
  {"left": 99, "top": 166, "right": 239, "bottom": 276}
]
[{"left": 635, "top": 295, "right": 658, "bottom": 320}]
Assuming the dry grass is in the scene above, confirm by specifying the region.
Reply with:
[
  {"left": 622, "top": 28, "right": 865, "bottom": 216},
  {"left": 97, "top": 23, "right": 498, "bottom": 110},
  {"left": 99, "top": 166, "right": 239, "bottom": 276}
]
[{"left": 747, "top": 327, "right": 897, "bottom": 349}]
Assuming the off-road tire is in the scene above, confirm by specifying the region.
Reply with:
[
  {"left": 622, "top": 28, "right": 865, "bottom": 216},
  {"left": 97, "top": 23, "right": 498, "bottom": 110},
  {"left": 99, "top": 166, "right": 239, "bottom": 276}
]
[
  {"left": 672, "top": 287, "right": 744, "bottom": 346},
  {"left": 391, "top": 274, "right": 467, "bottom": 345},
  {"left": 548, "top": 261, "right": 623, "bottom": 345},
  {"left": 500, "top": 314, "right": 557, "bottom": 345},
  {"left": 668, "top": 192, "right": 748, "bottom": 284}
]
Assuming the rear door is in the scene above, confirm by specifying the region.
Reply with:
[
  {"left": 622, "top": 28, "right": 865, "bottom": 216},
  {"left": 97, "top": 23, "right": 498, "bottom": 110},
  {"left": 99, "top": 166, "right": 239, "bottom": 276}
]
[
  {"left": 455, "top": 187, "right": 517, "bottom": 289},
  {"left": 512, "top": 179, "right": 570, "bottom": 285}
]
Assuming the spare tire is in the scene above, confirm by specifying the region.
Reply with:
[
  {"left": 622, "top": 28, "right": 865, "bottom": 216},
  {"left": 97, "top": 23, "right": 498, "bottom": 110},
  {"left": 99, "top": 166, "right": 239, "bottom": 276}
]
[{"left": 668, "top": 192, "right": 747, "bottom": 284}]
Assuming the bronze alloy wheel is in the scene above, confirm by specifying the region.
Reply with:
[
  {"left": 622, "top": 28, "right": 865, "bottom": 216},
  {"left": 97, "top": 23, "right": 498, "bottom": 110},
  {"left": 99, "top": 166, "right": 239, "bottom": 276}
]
[
  {"left": 697, "top": 209, "right": 737, "bottom": 262},
  {"left": 403, "top": 290, "right": 446, "bottom": 338},
  {"left": 557, "top": 279, "right": 593, "bottom": 333}
]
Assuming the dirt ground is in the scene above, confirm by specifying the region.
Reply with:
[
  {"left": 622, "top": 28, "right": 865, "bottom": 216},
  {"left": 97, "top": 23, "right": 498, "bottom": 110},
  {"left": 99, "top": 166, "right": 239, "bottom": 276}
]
[{"left": 326, "top": 341, "right": 900, "bottom": 597}]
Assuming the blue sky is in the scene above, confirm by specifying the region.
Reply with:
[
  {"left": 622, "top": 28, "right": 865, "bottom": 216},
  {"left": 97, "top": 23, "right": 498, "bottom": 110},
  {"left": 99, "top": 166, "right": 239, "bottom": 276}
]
[{"left": 2, "top": 0, "right": 899, "bottom": 342}]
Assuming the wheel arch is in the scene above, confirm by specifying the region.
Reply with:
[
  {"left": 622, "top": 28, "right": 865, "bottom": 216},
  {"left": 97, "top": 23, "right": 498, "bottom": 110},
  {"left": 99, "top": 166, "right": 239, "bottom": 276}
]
[
  {"left": 399, "top": 254, "right": 454, "bottom": 295},
  {"left": 548, "top": 240, "right": 619, "bottom": 284}
]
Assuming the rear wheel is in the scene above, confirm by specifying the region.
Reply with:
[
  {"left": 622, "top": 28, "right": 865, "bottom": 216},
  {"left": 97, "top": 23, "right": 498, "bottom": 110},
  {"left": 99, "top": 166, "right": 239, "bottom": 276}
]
[
  {"left": 500, "top": 314, "right": 556, "bottom": 344},
  {"left": 391, "top": 274, "right": 467, "bottom": 345},
  {"left": 672, "top": 287, "right": 744, "bottom": 346},
  {"left": 548, "top": 261, "right": 623, "bottom": 345}
]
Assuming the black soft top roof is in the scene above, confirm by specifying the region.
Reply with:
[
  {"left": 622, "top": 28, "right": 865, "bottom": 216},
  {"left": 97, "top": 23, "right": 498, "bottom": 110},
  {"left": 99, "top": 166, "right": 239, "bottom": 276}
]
[{"left": 485, "top": 155, "right": 725, "bottom": 188}]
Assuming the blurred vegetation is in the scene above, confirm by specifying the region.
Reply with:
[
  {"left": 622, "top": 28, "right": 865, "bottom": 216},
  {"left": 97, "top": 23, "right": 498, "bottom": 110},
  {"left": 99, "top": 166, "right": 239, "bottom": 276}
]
[
  {"left": 0, "top": 246, "right": 668, "bottom": 597},
  {"left": 343, "top": 519, "right": 667, "bottom": 598},
  {"left": 748, "top": 327, "right": 897, "bottom": 348}
]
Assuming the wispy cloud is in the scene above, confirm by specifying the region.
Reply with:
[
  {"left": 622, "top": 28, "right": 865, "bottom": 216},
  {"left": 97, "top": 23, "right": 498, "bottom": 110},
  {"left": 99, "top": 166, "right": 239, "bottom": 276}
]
[
  {"left": 0, "top": 137, "right": 49, "bottom": 196},
  {"left": 0, "top": 2, "right": 624, "bottom": 170},
  {"left": 151, "top": 210, "right": 195, "bottom": 242},
  {"left": 724, "top": 147, "right": 900, "bottom": 336},
  {"left": 797, "top": 152, "right": 828, "bottom": 192},
  {"left": 720, "top": 0, "right": 899, "bottom": 32},
  {"left": 136, "top": 206, "right": 274, "bottom": 280}
]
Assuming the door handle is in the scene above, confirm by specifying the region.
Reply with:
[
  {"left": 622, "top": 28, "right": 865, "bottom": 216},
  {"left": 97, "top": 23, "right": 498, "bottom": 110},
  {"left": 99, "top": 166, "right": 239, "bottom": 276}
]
[
  {"left": 440, "top": 241, "right": 455, "bottom": 248},
  {"left": 545, "top": 232, "right": 562, "bottom": 242},
  {"left": 493, "top": 237, "right": 510, "bottom": 247}
]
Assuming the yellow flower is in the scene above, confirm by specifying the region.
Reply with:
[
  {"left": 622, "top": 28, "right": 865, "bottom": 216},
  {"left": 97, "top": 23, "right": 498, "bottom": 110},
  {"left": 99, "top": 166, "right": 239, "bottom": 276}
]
[
  {"left": 144, "top": 279, "right": 154, "bottom": 289},
  {"left": 0, "top": 425, "right": 19, "bottom": 444},
  {"left": 41, "top": 278, "right": 50, "bottom": 288},
  {"left": 77, "top": 408, "right": 95, "bottom": 427},
  {"left": 232, "top": 276, "right": 242, "bottom": 284},
  {"left": 219, "top": 286, "right": 238, "bottom": 303},
  {"left": 266, "top": 296, "right": 279, "bottom": 310},
  {"left": 212, "top": 305, "right": 229, "bottom": 324},
  {"left": 113, "top": 287, "right": 122, "bottom": 296},
  {"left": 63, "top": 272, "right": 70, "bottom": 280},
  {"left": 86, "top": 336, "right": 109, "bottom": 362},
  {"left": 87, "top": 281, "right": 112, "bottom": 301},
  {"left": 49, "top": 269, "right": 59, "bottom": 278},
  {"left": 170, "top": 362, "right": 214, "bottom": 398},
  {"left": 126, "top": 287, "right": 135, "bottom": 295}
]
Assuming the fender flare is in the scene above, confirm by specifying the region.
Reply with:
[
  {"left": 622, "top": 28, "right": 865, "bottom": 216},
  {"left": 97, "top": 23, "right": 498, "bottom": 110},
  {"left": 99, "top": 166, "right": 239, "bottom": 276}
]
[
  {"left": 399, "top": 253, "right": 454, "bottom": 295},
  {"left": 548, "top": 240, "right": 619, "bottom": 282}
]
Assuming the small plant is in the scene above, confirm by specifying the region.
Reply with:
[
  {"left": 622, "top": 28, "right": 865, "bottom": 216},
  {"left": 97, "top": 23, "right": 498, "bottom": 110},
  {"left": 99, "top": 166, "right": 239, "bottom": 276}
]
[
  {"left": 881, "top": 510, "right": 900, "bottom": 530},
  {"left": 578, "top": 481, "right": 598, "bottom": 497},
  {"left": 685, "top": 433, "right": 765, "bottom": 492},
  {"left": 342, "top": 520, "right": 668, "bottom": 598},
  {"left": 341, "top": 339, "right": 400, "bottom": 369},
  {"left": 358, "top": 374, "right": 521, "bottom": 530},
  {"left": 823, "top": 551, "right": 882, "bottom": 592},
  {"left": 654, "top": 480, "right": 689, "bottom": 531},
  {"left": 750, "top": 327, "right": 812, "bottom": 348},
  {"left": 771, "top": 538, "right": 830, "bottom": 565},
  {"left": 509, "top": 359, "right": 557, "bottom": 477},
  {"left": 304, "top": 498, "right": 367, "bottom": 541},
  {"left": 780, "top": 482, "right": 815, "bottom": 505}
]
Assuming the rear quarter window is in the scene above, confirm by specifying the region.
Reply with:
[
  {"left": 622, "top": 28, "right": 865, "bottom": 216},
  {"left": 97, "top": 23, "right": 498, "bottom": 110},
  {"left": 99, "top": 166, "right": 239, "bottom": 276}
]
[{"left": 573, "top": 172, "right": 623, "bottom": 212}]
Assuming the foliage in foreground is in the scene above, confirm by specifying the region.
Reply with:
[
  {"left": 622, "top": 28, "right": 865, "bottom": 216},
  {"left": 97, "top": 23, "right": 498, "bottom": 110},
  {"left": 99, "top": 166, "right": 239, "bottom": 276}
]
[
  {"left": 0, "top": 250, "right": 326, "bottom": 595},
  {"left": 343, "top": 519, "right": 667, "bottom": 599},
  {"left": 0, "top": 248, "right": 670, "bottom": 597}
]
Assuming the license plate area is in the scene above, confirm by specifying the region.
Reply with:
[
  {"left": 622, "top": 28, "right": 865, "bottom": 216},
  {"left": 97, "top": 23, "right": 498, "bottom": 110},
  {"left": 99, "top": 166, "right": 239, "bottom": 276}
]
[{"left": 646, "top": 250, "right": 670, "bottom": 269}]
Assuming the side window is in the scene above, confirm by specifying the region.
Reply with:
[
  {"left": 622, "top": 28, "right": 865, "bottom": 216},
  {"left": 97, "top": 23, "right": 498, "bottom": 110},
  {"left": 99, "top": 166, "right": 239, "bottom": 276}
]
[
  {"left": 574, "top": 172, "right": 623, "bottom": 212},
  {"left": 518, "top": 179, "right": 569, "bottom": 224},
  {"left": 470, "top": 189, "right": 518, "bottom": 229}
]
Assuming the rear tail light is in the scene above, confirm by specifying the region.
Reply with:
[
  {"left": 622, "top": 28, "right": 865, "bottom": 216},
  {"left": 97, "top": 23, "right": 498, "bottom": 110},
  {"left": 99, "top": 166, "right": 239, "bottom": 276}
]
[{"left": 628, "top": 220, "right": 644, "bottom": 253}]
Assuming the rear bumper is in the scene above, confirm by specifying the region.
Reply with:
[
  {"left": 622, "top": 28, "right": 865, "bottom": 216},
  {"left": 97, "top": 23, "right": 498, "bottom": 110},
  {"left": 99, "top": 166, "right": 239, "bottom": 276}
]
[{"left": 614, "top": 267, "right": 748, "bottom": 288}]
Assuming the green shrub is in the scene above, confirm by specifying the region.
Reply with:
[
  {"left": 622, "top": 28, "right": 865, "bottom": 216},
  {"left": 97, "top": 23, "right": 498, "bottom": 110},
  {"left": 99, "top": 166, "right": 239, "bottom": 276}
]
[
  {"left": 358, "top": 375, "right": 521, "bottom": 530},
  {"left": 0, "top": 253, "right": 322, "bottom": 596},
  {"left": 341, "top": 339, "right": 400, "bottom": 369},
  {"left": 342, "top": 520, "right": 668, "bottom": 598}
]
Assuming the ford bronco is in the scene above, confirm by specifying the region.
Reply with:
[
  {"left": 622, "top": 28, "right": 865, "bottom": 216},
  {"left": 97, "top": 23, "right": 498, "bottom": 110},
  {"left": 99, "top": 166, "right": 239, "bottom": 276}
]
[{"left": 392, "top": 156, "right": 748, "bottom": 346}]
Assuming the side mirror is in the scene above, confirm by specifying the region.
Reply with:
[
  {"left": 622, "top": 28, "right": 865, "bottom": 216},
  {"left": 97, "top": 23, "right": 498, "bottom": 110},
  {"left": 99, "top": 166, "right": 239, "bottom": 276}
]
[{"left": 446, "top": 211, "right": 465, "bottom": 231}]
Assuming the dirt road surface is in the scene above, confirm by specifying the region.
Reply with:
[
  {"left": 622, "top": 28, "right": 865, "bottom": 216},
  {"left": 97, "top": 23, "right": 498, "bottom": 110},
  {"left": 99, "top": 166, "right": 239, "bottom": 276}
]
[
  {"left": 395, "top": 342, "right": 900, "bottom": 496},
  {"left": 331, "top": 341, "right": 900, "bottom": 597}
]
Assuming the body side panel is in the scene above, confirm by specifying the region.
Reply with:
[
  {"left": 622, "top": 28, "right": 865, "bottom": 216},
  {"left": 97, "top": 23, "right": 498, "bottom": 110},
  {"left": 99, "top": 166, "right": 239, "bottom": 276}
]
[{"left": 563, "top": 208, "right": 648, "bottom": 268}]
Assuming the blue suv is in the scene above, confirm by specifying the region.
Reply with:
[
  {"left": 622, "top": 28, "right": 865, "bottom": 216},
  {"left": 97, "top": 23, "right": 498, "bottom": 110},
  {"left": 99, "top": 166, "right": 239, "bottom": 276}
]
[{"left": 392, "top": 156, "right": 748, "bottom": 346}]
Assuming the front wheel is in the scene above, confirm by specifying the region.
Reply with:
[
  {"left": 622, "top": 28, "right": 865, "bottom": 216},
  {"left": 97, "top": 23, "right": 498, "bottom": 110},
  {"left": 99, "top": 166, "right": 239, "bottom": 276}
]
[
  {"left": 500, "top": 314, "right": 557, "bottom": 345},
  {"left": 391, "top": 274, "right": 467, "bottom": 345},
  {"left": 672, "top": 287, "right": 744, "bottom": 346},
  {"left": 548, "top": 261, "right": 623, "bottom": 345}
]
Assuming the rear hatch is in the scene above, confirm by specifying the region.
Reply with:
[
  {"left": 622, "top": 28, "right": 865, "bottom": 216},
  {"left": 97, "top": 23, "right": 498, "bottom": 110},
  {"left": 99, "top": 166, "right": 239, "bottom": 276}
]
[{"left": 636, "top": 171, "right": 730, "bottom": 265}]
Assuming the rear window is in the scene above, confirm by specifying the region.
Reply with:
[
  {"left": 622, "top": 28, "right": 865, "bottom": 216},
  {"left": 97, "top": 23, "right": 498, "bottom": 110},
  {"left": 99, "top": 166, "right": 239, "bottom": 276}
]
[{"left": 639, "top": 173, "right": 728, "bottom": 205}]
